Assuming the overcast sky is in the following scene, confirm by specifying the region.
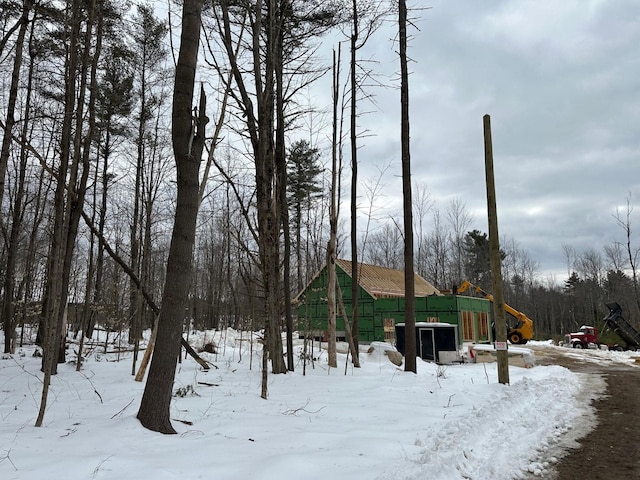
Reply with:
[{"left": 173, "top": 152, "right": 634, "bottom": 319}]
[{"left": 323, "top": 0, "right": 640, "bottom": 282}]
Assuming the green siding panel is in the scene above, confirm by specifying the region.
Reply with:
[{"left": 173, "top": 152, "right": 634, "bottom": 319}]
[{"left": 295, "top": 265, "right": 492, "bottom": 345}]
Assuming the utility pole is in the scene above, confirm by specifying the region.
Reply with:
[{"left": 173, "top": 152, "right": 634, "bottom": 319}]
[
  {"left": 399, "top": 0, "right": 416, "bottom": 373},
  {"left": 483, "top": 114, "right": 510, "bottom": 385}
]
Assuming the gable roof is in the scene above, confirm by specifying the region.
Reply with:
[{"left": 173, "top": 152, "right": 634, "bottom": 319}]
[{"left": 335, "top": 259, "right": 441, "bottom": 299}]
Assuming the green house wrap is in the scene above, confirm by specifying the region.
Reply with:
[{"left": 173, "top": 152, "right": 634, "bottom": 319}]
[{"left": 294, "top": 259, "right": 493, "bottom": 345}]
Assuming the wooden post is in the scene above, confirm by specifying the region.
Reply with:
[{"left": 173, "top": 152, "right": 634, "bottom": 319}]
[
  {"left": 399, "top": 0, "right": 416, "bottom": 373},
  {"left": 483, "top": 114, "right": 510, "bottom": 385}
]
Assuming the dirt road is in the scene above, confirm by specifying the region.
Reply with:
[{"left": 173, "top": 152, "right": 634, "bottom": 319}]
[{"left": 530, "top": 345, "right": 640, "bottom": 479}]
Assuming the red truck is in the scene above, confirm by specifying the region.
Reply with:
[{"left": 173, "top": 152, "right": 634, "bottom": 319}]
[
  {"left": 565, "top": 325, "right": 599, "bottom": 349},
  {"left": 565, "top": 303, "right": 640, "bottom": 350}
]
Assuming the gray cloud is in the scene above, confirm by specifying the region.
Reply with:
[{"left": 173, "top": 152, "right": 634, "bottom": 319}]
[{"left": 338, "top": 0, "right": 640, "bottom": 281}]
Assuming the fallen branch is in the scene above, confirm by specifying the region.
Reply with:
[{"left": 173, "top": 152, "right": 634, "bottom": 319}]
[
  {"left": 134, "top": 320, "right": 158, "bottom": 382},
  {"left": 110, "top": 399, "right": 134, "bottom": 419},
  {"left": 280, "top": 399, "right": 326, "bottom": 416},
  {"left": 60, "top": 427, "right": 77, "bottom": 437},
  {"left": 0, "top": 448, "right": 17, "bottom": 471},
  {"left": 172, "top": 418, "right": 194, "bottom": 426},
  {"left": 182, "top": 339, "right": 210, "bottom": 370},
  {"left": 79, "top": 372, "right": 103, "bottom": 404},
  {"left": 92, "top": 456, "right": 113, "bottom": 480}
]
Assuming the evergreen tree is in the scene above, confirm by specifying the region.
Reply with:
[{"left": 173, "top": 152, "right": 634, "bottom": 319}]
[
  {"left": 604, "top": 269, "right": 633, "bottom": 305},
  {"left": 564, "top": 271, "right": 582, "bottom": 295},
  {"left": 129, "top": 4, "right": 168, "bottom": 343},
  {"left": 84, "top": 31, "right": 135, "bottom": 340},
  {"left": 286, "top": 139, "right": 323, "bottom": 291},
  {"left": 464, "top": 230, "right": 489, "bottom": 287}
]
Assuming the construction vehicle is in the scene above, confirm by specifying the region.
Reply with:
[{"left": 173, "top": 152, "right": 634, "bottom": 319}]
[
  {"left": 565, "top": 325, "right": 599, "bottom": 349},
  {"left": 565, "top": 303, "right": 640, "bottom": 350},
  {"left": 455, "top": 280, "right": 534, "bottom": 345},
  {"left": 602, "top": 303, "right": 640, "bottom": 349}
]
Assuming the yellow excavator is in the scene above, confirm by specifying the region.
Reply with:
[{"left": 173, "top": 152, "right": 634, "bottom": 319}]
[{"left": 456, "top": 280, "right": 534, "bottom": 345}]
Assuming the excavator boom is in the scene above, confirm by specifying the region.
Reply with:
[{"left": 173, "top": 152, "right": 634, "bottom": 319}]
[{"left": 455, "top": 280, "right": 534, "bottom": 344}]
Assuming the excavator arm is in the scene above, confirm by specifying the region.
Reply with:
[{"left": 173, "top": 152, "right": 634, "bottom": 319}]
[{"left": 455, "top": 280, "right": 534, "bottom": 344}]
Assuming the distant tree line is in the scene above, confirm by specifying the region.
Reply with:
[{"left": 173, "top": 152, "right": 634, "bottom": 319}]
[{"left": 360, "top": 193, "right": 640, "bottom": 343}]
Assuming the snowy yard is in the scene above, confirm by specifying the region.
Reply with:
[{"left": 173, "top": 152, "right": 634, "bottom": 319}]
[{"left": 1, "top": 331, "right": 637, "bottom": 480}]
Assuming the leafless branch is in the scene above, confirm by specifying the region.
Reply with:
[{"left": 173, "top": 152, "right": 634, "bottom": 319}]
[{"left": 110, "top": 399, "right": 134, "bottom": 419}]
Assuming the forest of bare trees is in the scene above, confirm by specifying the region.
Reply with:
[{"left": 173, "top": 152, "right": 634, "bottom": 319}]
[{"left": 1, "top": 0, "right": 640, "bottom": 432}]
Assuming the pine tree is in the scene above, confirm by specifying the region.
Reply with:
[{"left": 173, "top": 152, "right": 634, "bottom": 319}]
[
  {"left": 287, "top": 139, "right": 323, "bottom": 291},
  {"left": 463, "top": 229, "right": 505, "bottom": 288},
  {"left": 85, "top": 31, "right": 135, "bottom": 340},
  {"left": 129, "top": 5, "right": 168, "bottom": 344}
]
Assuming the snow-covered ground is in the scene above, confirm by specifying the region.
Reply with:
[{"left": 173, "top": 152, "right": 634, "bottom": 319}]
[
  {"left": 536, "top": 339, "right": 640, "bottom": 366},
  {"left": 1, "top": 331, "right": 637, "bottom": 480}
]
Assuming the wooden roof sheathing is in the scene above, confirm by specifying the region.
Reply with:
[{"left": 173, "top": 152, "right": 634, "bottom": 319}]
[{"left": 335, "top": 259, "right": 441, "bottom": 299}]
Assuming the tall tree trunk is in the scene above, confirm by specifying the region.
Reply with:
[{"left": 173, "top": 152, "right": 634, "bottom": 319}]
[
  {"left": 218, "top": 1, "right": 286, "bottom": 384},
  {"left": 262, "top": 0, "right": 286, "bottom": 379},
  {"left": 2, "top": 2, "right": 34, "bottom": 354},
  {"left": 87, "top": 126, "right": 110, "bottom": 340},
  {"left": 137, "top": 0, "right": 206, "bottom": 434},
  {"left": 136, "top": 168, "right": 154, "bottom": 371},
  {"left": 77, "top": 148, "right": 100, "bottom": 370},
  {"left": 296, "top": 202, "right": 303, "bottom": 293},
  {"left": 275, "top": 0, "right": 294, "bottom": 371},
  {"left": 349, "top": 0, "right": 360, "bottom": 355},
  {"left": 0, "top": 0, "right": 32, "bottom": 209},
  {"left": 55, "top": 0, "right": 102, "bottom": 366},
  {"left": 20, "top": 144, "right": 48, "bottom": 349},
  {"left": 36, "top": 0, "right": 86, "bottom": 426},
  {"left": 399, "top": 0, "right": 416, "bottom": 373},
  {"left": 326, "top": 47, "right": 341, "bottom": 369},
  {"left": 130, "top": 55, "right": 145, "bottom": 344}
]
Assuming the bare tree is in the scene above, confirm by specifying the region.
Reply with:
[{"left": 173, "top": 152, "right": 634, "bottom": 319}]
[
  {"left": 0, "top": 0, "right": 32, "bottom": 208},
  {"left": 363, "top": 223, "right": 403, "bottom": 269},
  {"left": 37, "top": 0, "right": 104, "bottom": 426},
  {"left": 413, "top": 182, "right": 433, "bottom": 278},
  {"left": 137, "top": 0, "right": 207, "bottom": 434},
  {"left": 576, "top": 248, "right": 605, "bottom": 285},
  {"left": 214, "top": 0, "right": 346, "bottom": 384},
  {"left": 358, "top": 162, "right": 392, "bottom": 262},
  {"left": 2, "top": 0, "right": 34, "bottom": 354},
  {"left": 349, "top": 0, "right": 360, "bottom": 354},
  {"left": 347, "top": 0, "right": 388, "bottom": 353},
  {"left": 613, "top": 195, "right": 640, "bottom": 313},
  {"left": 562, "top": 243, "right": 576, "bottom": 279},
  {"left": 326, "top": 47, "right": 341, "bottom": 369},
  {"left": 446, "top": 197, "right": 473, "bottom": 286},
  {"left": 424, "top": 208, "right": 449, "bottom": 289},
  {"left": 604, "top": 242, "right": 627, "bottom": 272},
  {"left": 217, "top": 0, "right": 287, "bottom": 386}
]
